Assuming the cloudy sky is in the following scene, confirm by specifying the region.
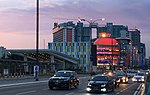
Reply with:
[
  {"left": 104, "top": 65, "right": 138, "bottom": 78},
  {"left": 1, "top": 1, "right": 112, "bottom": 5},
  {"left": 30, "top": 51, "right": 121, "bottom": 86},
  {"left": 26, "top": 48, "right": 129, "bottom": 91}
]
[{"left": 0, "top": 0, "right": 150, "bottom": 57}]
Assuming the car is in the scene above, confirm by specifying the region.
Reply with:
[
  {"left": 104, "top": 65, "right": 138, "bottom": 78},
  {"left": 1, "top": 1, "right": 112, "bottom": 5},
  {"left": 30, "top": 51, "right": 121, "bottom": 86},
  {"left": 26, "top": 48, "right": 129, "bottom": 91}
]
[
  {"left": 127, "top": 70, "right": 137, "bottom": 78},
  {"left": 48, "top": 70, "right": 79, "bottom": 89},
  {"left": 145, "top": 70, "right": 149, "bottom": 75},
  {"left": 132, "top": 72, "right": 146, "bottom": 82},
  {"left": 86, "top": 75, "right": 115, "bottom": 93},
  {"left": 116, "top": 71, "right": 128, "bottom": 83},
  {"left": 103, "top": 71, "right": 120, "bottom": 88},
  {"left": 140, "top": 70, "right": 149, "bottom": 75}
]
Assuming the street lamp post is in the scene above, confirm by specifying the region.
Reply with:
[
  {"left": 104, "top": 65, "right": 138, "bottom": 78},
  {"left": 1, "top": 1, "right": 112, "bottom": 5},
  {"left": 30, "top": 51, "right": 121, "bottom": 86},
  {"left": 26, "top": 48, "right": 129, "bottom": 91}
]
[
  {"left": 79, "top": 18, "right": 105, "bottom": 40},
  {"left": 79, "top": 18, "right": 105, "bottom": 73},
  {"left": 35, "top": 0, "right": 39, "bottom": 81}
]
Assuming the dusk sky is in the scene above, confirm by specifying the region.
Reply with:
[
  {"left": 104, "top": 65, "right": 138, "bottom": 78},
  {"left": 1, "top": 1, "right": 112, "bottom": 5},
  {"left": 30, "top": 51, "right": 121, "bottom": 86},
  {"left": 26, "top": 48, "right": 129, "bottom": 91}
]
[{"left": 0, "top": 0, "right": 150, "bottom": 57}]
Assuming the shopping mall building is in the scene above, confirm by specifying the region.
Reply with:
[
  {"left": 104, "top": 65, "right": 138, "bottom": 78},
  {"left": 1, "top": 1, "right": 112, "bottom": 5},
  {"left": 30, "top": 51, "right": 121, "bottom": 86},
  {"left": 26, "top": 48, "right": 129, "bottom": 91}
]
[{"left": 94, "top": 32, "right": 120, "bottom": 70}]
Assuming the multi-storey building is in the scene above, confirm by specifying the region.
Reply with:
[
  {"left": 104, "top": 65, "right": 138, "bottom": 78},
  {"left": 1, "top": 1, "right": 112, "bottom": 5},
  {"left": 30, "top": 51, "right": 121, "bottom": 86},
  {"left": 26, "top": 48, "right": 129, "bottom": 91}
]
[
  {"left": 53, "top": 21, "right": 91, "bottom": 43},
  {"left": 75, "top": 22, "right": 91, "bottom": 42},
  {"left": 0, "top": 46, "right": 6, "bottom": 59},
  {"left": 128, "top": 29, "right": 141, "bottom": 48},
  {"left": 116, "top": 30, "right": 132, "bottom": 67},
  {"left": 51, "top": 21, "right": 93, "bottom": 72},
  {"left": 53, "top": 21, "right": 75, "bottom": 42},
  {"left": 116, "top": 38, "right": 131, "bottom": 67},
  {"left": 50, "top": 21, "right": 146, "bottom": 71},
  {"left": 140, "top": 43, "right": 146, "bottom": 67},
  {"left": 128, "top": 29, "right": 141, "bottom": 67},
  {"left": 97, "top": 23, "right": 128, "bottom": 38},
  {"left": 94, "top": 32, "right": 120, "bottom": 70},
  {"left": 48, "top": 42, "right": 91, "bottom": 72}
]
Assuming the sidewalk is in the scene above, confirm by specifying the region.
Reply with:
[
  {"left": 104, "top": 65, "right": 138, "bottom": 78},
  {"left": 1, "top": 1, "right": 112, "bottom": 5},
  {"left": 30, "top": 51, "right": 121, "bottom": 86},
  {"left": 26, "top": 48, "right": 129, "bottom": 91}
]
[{"left": 0, "top": 74, "right": 90, "bottom": 84}]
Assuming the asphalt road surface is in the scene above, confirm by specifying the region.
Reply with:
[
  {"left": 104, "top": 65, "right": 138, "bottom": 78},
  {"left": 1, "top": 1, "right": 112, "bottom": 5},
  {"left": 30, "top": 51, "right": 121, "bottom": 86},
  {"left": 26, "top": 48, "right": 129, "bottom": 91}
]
[{"left": 0, "top": 76, "right": 142, "bottom": 95}]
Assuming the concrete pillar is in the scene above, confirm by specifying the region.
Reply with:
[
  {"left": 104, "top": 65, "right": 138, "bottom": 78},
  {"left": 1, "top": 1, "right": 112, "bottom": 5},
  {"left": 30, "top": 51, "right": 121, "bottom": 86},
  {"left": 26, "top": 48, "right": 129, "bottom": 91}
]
[
  {"left": 63, "top": 60, "right": 65, "bottom": 70},
  {"left": 50, "top": 55, "right": 54, "bottom": 63},
  {"left": 23, "top": 55, "right": 27, "bottom": 61},
  {"left": 50, "top": 56, "right": 55, "bottom": 72}
]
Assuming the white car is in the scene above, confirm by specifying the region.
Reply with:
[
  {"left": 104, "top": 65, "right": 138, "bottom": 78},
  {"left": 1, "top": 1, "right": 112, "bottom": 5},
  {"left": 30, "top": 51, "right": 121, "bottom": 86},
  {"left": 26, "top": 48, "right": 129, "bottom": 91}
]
[{"left": 132, "top": 72, "right": 146, "bottom": 82}]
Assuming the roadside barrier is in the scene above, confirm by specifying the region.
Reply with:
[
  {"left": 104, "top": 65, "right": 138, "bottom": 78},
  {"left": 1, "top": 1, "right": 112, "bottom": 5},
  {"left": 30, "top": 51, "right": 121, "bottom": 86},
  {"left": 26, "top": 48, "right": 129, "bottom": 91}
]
[{"left": 0, "top": 73, "right": 25, "bottom": 80}]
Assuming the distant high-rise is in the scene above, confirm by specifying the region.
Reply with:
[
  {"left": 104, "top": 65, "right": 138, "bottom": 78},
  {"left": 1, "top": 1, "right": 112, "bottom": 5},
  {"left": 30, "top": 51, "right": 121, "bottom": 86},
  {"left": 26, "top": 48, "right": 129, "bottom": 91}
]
[
  {"left": 53, "top": 21, "right": 75, "bottom": 42},
  {"left": 97, "top": 23, "right": 128, "bottom": 38},
  {"left": 140, "top": 43, "right": 146, "bottom": 67},
  {"left": 52, "top": 21, "right": 91, "bottom": 43},
  {"left": 128, "top": 29, "right": 141, "bottom": 48},
  {"left": 75, "top": 22, "right": 91, "bottom": 42}
]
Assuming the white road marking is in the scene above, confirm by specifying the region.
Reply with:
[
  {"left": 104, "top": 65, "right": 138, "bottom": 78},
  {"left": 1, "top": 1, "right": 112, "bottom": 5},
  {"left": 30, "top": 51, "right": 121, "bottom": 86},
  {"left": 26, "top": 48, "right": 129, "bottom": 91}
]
[
  {"left": 16, "top": 90, "right": 36, "bottom": 95},
  {"left": 140, "top": 84, "right": 145, "bottom": 95},
  {"left": 65, "top": 92, "right": 75, "bottom": 95},
  {"left": 133, "top": 84, "right": 142, "bottom": 95}
]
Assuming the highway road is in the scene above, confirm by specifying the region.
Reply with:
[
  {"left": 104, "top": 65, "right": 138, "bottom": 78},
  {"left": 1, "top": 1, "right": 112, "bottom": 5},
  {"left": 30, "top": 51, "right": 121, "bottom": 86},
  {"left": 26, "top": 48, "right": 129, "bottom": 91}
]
[{"left": 0, "top": 76, "right": 143, "bottom": 95}]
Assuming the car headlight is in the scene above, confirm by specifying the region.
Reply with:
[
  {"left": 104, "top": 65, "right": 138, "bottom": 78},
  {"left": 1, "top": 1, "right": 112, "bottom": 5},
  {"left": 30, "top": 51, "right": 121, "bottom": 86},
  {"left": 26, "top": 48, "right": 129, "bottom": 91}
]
[
  {"left": 117, "top": 79, "right": 120, "bottom": 82},
  {"left": 132, "top": 77, "right": 137, "bottom": 81},
  {"left": 108, "top": 72, "right": 112, "bottom": 76},
  {"left": 122, "top": 77, "right": 126, "bottom": 80},
  {"left": 88, "top": 83, "right": 92, "bottom": 86},
  {"left": 86, "top": 87, "right": 91, "bottom": 91},
  {"left": 101, "top": 84, "right": 106, "bottom": 87},
  {"left": 142, "top": 76, "right": 144, "bottom": 79}
]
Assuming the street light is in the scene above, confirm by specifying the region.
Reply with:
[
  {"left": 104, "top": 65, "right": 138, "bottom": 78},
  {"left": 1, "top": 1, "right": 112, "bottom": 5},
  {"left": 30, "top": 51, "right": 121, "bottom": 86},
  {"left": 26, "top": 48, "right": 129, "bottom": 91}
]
[
  {"left": 79, "top": 18, "right": 105, "bottom": 26},
  {"left": 79, "top": 18, "right": 105, "bottom": 40},
  {"left": 79, "top": 18, "right": 105, "bottom": 73},
  {"left": 35, "top": 0, "right": 39, "bottom": 81}
]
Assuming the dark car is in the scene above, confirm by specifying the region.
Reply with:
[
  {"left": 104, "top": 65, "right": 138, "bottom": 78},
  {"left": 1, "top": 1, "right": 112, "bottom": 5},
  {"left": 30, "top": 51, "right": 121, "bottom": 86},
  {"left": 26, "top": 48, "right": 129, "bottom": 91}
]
[
  {"left": 48, "top": 70, "right": 79, "bottom": 89},
  {"left": 116, "top": 71, "right": 128, "bottom": 84},
  {"left": 113, "top": 75, "right": 120, "bottom": 88},
  {"left": 103, "top": 71, "right": 120, "bottom": 88},
  {"left": 86, "top": 75, "right": 115, "bottom": 93}
]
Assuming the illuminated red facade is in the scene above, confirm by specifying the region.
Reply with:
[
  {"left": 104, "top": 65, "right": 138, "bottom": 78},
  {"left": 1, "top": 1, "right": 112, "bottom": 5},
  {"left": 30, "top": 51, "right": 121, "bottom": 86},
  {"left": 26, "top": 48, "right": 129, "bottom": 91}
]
[{"left": 94, "top": 32, "right": 120, "bottom": 67}]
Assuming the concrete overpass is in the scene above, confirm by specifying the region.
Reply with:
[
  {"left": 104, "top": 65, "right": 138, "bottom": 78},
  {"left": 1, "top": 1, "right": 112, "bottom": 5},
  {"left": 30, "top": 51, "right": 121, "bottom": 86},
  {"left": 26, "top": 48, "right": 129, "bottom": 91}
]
[{"left": 0, "top": 49, "right": 79, "bottom": 74}]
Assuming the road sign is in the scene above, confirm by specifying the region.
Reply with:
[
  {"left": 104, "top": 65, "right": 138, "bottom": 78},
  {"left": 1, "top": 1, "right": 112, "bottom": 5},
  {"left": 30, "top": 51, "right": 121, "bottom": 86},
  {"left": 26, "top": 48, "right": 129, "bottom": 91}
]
[{"left": 34, "top": 65, "right": 39, "bottom": 78}]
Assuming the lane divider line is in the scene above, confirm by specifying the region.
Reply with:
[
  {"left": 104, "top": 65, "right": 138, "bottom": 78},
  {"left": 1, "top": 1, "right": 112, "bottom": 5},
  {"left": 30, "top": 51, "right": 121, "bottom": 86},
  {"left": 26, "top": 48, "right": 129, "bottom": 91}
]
[{"left": 133, "top": 83, "right": 142, "bottom": 95}]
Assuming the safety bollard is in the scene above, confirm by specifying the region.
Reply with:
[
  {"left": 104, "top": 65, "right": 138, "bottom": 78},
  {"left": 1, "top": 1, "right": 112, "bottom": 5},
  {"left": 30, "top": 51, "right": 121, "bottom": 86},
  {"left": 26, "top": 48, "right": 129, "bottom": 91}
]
[
  {"left": 7, "top": 74, "right": 9, "bottom": 79},
  {"left": 17, "top": 73, "right": 18, "bottom": 78},
  {"left": 23, "top": 73, "right": 25, "bottom": 77},
  {"left": 20, "top": 73, "right": 21, "bottom": 78},
  {"left": 10, "top": 73, "right": 12, "bottom": 78},
  {"left": 14, "top": 73, "right": 16, "bottom": 78}
]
